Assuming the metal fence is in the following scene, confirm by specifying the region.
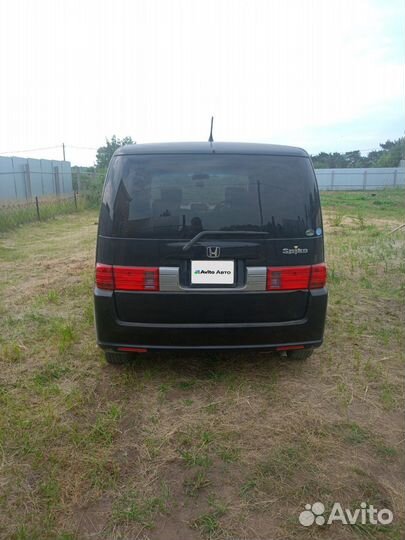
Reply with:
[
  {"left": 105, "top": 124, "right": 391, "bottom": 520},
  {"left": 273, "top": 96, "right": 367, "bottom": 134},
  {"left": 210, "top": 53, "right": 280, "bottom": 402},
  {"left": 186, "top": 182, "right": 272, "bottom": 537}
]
[
  {"left": 0, "top": 193, "right": 80, "bottom": 232},
  {"left": 70, "top": 166, "right": 405, "bottom": 193},
  {"left": 0, "top": 156, "right": 73, "bottom": 201},
  {"left": 315, "top": 167, "right": 405, "bottom": 191},
  {"left": 71, "top": 166, "right": 104, "bottom": 191}
]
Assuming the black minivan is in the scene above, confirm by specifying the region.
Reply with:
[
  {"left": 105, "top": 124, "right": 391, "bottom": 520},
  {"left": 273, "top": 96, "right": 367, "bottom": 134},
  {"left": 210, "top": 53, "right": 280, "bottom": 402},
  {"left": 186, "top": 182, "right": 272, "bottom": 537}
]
[{"left": 94, "top": 142, "right": 327, "bottom": 364}]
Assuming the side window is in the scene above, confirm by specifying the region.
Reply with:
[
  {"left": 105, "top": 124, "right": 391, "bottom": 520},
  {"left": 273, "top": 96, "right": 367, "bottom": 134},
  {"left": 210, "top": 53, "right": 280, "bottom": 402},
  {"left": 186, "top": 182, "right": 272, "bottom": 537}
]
[{"left": 99, "top": 157, "right": 120, "bottom": 235}]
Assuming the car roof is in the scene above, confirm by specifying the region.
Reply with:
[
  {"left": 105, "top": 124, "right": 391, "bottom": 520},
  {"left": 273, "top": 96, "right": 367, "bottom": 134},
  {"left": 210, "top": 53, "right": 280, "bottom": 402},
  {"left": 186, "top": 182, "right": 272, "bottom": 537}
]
[{"left": 114, "top": 142, "right": 308, "bottom": 157}]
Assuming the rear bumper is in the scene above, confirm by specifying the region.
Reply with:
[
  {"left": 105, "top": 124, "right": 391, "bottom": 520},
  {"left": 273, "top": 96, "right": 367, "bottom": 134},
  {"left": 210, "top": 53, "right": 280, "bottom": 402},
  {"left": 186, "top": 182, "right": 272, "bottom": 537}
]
[{"left": 94, "top": 289, "right": 327, "bottom": 352}]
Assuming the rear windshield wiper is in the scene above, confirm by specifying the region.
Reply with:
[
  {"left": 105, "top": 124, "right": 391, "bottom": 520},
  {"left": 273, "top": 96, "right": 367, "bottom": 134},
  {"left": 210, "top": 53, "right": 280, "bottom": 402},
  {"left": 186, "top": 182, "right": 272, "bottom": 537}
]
[{"left": 182, "top": 230, "right": 269, "bottom": 251}]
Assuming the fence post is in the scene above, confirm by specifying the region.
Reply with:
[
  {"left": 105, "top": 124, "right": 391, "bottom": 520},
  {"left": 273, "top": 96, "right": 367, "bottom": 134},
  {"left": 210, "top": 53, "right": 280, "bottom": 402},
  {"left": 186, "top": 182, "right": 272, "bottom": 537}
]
[
  {"left": 24, "top": 163, "right": 32, "bottom": 200},
  {"left": 331, "top": 170, "right": 335, "bottom": 190},
  {"left": 35, "top": 196, "right": 41, "bottom": 221},
  {"left": 54, "top": 166, "right": 61, "bottom": 195},
  {"left": 77, "top": 168, "right": 81, "bottom": 192},
  {"left": 74, "top": 190, "right": 78, "bottom": 210},
  {"left": 61, "top": 169, "right": 65, "bottom": 193},
  {"left": 393, "top": 169, "right": 397, "bottom": 187},
  {"left": 363, "top": 170, "right": 367, "bottom": 190},
  {"left": 40, "top": 162, "right": 45, "bottom": 195}
]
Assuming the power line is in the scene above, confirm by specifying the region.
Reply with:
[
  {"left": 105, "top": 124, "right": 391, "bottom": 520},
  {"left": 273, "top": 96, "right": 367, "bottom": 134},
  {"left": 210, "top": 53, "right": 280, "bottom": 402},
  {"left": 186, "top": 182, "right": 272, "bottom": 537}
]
[
  {"left": 66, "top": 145, "right": 98, "bottom": 150},
  {"left": 0, "top": 145, "right": 61, "bottom": 155},
  {"left": 0, "top": 144, "right": 99, "bottom": 156}
]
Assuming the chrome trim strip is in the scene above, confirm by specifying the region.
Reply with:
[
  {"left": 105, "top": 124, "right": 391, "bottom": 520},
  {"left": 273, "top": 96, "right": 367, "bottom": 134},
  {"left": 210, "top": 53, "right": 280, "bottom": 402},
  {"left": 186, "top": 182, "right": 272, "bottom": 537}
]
[
  {"left": 94, "top": 287, "right": 113, "bottom": 297},
  {"left": 245, "top": 266, "right": 267, "bottom": 291},
  {"left": 159, "top": 266, "right": 267, "bottom": 292},
  {"left": 159, "top": 267, "right": 181, "bottom": 291}
]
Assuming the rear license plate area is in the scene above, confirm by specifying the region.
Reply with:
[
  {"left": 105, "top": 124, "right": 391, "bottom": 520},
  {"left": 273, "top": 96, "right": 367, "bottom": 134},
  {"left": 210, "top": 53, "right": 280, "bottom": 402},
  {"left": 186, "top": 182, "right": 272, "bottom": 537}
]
[{"left": 191, "top": 260, "right": 235, "bottom": 285}]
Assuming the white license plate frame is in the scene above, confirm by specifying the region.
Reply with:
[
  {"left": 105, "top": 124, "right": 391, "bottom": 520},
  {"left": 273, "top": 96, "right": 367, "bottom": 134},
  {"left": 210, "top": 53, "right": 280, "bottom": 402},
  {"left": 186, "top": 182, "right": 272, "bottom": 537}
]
[{"left": 191, "top": 260, "right": 235, "bottom": 285}]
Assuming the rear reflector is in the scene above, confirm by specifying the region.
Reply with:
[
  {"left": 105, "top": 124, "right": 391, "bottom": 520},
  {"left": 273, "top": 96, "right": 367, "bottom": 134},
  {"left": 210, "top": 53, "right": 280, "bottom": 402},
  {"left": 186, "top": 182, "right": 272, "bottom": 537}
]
[
  {"left": 118, "top": 347, "right": 148, "bottom": 353},
  {"left": 95, "top": 264, "right": 159, "bottom": 291},
  {"left": 276, "top": 345, "right": 305, "bottom": 351},
  {"left": 266, "top": 263, "right": 327, "bottom": 291}
]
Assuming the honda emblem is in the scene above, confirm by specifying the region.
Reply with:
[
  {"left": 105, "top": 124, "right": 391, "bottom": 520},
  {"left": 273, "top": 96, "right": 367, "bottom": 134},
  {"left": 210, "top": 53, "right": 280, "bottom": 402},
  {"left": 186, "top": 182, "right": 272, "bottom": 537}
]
[{"left": 207, "top": 246, "right": 221, "bottom": 258}]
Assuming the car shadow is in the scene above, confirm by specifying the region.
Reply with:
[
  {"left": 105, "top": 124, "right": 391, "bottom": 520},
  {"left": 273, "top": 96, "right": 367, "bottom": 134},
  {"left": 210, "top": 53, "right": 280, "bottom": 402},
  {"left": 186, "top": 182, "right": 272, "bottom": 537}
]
[{"left": 104, "top": 349, "right": 301, "bottom": 384}]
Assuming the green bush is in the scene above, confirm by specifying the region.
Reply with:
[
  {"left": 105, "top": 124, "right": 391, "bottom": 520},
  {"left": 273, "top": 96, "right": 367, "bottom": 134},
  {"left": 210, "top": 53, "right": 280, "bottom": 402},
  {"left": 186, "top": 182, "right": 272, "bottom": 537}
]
[{"left": 77, "top": 171, "right": 105, "bottom": 208}]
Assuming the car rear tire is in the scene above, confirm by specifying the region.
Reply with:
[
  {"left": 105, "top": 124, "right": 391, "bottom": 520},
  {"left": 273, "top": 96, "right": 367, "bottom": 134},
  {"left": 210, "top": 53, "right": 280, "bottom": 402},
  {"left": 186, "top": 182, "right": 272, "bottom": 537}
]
[
  {"left": 286, "top": 348, "right": 314, "bottom": 360},
  {"left": 104, "top": 351, "right": 131, "bottom": 365}
]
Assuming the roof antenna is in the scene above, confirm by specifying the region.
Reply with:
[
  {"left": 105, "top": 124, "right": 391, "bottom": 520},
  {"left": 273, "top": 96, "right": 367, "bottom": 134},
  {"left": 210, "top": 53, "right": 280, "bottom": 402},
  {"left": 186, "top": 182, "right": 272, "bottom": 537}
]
[{"left": 208, "top": 116, "right": 214, "bottom": 143}]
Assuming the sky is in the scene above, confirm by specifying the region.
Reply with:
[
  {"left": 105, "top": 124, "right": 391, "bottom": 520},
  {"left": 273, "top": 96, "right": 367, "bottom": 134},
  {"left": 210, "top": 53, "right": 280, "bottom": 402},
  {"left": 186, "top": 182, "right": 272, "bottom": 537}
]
[{"left": 0, "top": 0, "right": 403, "bottom": 166}]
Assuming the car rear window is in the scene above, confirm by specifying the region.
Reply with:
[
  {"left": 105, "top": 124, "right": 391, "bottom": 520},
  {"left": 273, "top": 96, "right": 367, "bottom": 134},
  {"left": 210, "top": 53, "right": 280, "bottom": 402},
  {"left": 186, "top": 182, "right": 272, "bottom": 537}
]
[{"left": 99, "top": 154, "right": 321, "bottom": 238}]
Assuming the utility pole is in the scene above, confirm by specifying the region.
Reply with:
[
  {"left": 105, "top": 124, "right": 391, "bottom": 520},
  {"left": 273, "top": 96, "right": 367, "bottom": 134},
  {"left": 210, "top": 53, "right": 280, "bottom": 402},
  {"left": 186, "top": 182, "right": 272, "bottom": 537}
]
[{"left": 62, "top": 143, "right": 66, "bottom": 161}]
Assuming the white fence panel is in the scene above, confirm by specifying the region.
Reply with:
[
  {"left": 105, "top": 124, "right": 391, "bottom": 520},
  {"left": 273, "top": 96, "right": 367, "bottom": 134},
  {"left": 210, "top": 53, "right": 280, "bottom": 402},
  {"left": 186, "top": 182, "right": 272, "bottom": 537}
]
[
  {"left": 0, "top": 156, "right": 73, "bottom": 201},
  {"left": 315, "top": 167, "right": 405, "bottom": 190}
]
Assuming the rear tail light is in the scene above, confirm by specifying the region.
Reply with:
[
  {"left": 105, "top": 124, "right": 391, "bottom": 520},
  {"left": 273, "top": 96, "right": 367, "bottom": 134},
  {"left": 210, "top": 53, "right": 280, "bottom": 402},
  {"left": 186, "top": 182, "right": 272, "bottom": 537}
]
[
  {"left": 266, "top": 263, "right": 327, "bottom": 291},
  {"left": 95, "top": 264, "right": 159, "bottom": 291},
  {"left": 96, "top": 263, "right": 326, "bottom": 292},
  {"left": 309, "top": 263, "right": 327, "bottom": 289},
  {"left": 95, "top": 263, "right": 114, "bottom": 290},
  {"left": 267, "top": 265, "right": 311, "bottom": 290},
  {"left": 113, "top": 266, "right": 159, "bottom": 291}
]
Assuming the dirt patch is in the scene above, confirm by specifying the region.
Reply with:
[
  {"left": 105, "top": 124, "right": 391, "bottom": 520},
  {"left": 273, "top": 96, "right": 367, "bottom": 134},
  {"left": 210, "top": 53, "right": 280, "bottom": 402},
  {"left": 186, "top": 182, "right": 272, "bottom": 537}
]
[{"left": 70, "top": 496, "right": 112, "bottom": 538}]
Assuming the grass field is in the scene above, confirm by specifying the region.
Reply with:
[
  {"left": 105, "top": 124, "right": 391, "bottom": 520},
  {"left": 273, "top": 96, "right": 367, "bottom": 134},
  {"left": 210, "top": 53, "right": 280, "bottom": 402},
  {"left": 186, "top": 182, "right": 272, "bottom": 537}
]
[
  {"left": 0, "top": 189, "right": 404, "bottom": 540},
  {"left": 0, "top": 194, "right": 85, "bottom": 233}
]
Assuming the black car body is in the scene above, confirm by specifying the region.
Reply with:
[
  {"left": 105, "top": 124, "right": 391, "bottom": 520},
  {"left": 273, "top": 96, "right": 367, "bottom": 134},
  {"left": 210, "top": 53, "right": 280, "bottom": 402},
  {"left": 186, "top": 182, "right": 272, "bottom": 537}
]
[{"left": 94, "top": 142, "right": 327, "bottom": 361}]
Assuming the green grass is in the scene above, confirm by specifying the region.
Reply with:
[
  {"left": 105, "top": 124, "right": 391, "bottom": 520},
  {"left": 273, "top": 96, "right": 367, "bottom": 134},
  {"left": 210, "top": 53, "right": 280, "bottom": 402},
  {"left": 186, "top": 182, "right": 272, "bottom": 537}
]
[
  {"left": 177, "top": 426, "right": 240, "bottom": 470},
  {"left": 374, "top": 441, "right": 398, "bottom": 459},
  {"left": 180, "top": 449, "right": 213, "bottom": 468},
  {"left": 217, "top": 446, "right": 240, "bottom": 463},
  {"left": 184, "top": 470, "right": 211, "bottom": 496},
  {"left": 33, "top": 363, "right": 70, "bottom": 386},
  {"left": 192, "top": 497, "right": 228, "bottom": 538},
  {"left": 88, "top": 404, "right": 122, "bottom": 445},
  {"left": 321, "top": 188, "right": 405, "bottom": 220},
  {"left": 112, "top": 488, "right": 168, "bottom": 529},
  {"left": 252, "top": 440, "right": 316, "bottom": 497},
  {"left": 0, "top": 341, "right": 24, "bottom": 362},
  {"left": 0, "top": 194, "right": 87, "bottom": 232},
  {"left": 332, "top": 422, "right": 370, "bottom": 445}
]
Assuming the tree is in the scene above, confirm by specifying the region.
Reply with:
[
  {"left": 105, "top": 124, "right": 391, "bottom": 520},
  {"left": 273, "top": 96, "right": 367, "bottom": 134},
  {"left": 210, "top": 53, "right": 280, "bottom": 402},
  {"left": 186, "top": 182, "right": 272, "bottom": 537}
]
[
  {"left": 311, "top": 137, "right": 404, "bottom": 169},
  {"left": 376, "top": 138, "right": 404, "bottom": 167},
  {"left": 344, "top": 150, "right": 363, "bottom": 168},
  {"left": 95, "top": 135, "right": 134, "bottom": 169}
]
